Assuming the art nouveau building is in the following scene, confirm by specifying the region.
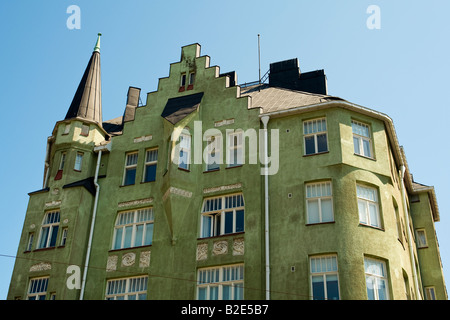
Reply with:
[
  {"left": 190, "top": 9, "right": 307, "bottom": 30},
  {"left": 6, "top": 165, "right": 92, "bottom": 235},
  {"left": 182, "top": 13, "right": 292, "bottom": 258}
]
[{"left": 8, "top": 35, "right": 447, "bottom": 300}]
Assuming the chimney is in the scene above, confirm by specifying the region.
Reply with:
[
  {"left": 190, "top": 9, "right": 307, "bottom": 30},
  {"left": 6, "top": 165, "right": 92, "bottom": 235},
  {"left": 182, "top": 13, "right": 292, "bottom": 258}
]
[{"left": 123, "top": 87, "right": 141, "bottom": 123}]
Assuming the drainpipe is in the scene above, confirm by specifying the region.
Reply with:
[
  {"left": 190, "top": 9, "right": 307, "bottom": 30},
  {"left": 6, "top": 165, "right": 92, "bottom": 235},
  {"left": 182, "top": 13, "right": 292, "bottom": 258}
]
[
  {"left": 80, "top": 142, "right": 110, "bottom": 299},
  {"left": 261, "top": 115, "right": 270, "bottom": 300},
  {"left": 400, "top": 165, "right": 421, "bottom": 299}
]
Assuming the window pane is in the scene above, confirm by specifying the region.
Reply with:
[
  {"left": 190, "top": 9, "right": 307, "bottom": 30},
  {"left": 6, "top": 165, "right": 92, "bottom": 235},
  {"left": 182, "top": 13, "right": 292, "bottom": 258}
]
[
  {"left": 225, "top": 212, "right": 233, "bottom": 234},
  {"left": 114, "top": 228, "right": 123, "bottom": 249},
  {"left": 144, "top": 164, "right": 157, "bottom": 182},
  {"left": 39, "top": 227, "right": 49, "bottom": 248},
  {"left": 145, "top": 223, "right": 153, "bottom": 245},
  {"left": 353, "top": 137, "right": 360, "bottom": 154},
  {"left": 317, "top": 133, "right": 328, "bottom": 153},
  {"left": 326, "top": 274, "right": 340, "bottom": 300},
  {"left": 49, "top": 226, "right": 58, "bottom": 247},
  {"left": 366, "top": 276, "right": 376, "bottom": 300},
  {"left": 312, "top": 275, "right": 325, "bottom": 300},
  {"left": 369, "top": 203, "right": 379, "bottom": 227},
  {"left": 135, "top": 225, "right": 143, "bottom": 247},
  {"left": 202, "top": 216, "right": 212, "bottom": 238},
  {"left": 321, "top": 199, "right": 333, "bottom": 222},
  {"left": 363, "top": 139, "right": 371, "bottom": 157},
  {"left": 222, "top": 285, "right": 231, "bottom": 300},
  {"left": 123, "top": 226, "right": 133, "bottom": 248},
  {"left": 234, "top": 284, "right": 244, "bottom": 300},
  {"left": 124, "top": 168, "right": 136, "bottom": 185},
  {"left": 358, "top": 200, "right": 367, "bottom": 224},
  {"left": 307, "top": 200, "right": 320, "bottom": 224},
  {"left": 236, "top": 210, "right": 244, "bottom": 233},
  {"left": 210, "top": 286, "right": 219, "bottom": 300},
  {"left": 377, "top": 279, "right": 388, "bottom": 300},
  {"left": 304, "top": 136, "right": 315, "bottom": 155},
  {"left": 198, "top": 287, "right": 207, "bottom": 300}
]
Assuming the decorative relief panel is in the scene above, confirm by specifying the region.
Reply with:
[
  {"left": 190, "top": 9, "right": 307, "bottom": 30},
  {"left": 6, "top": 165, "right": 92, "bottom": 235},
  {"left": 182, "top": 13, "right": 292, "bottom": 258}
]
[
  {"left": 196, "top": 243, "right": 208, "bottom": 261},
  {"left": 106, "top": 255, "right": 118, "bottom": 272},
  {"left": 139, "top": 251, "right": 151, "bottom": 268},
  {"left": 30, "top": 262, "right": 51, "bottom": 272},
  {"left": 233, "top": 238, "right": 244, "bottom": 256},
  {"left": 122, "top": 253, "right": 136, "bottom": 267},
  {"left": 213, "top": 240, "right": 228, "bottom": 256}
]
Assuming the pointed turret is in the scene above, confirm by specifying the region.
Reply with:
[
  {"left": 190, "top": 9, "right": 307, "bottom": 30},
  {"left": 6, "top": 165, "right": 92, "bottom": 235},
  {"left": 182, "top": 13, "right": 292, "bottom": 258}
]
[{"left": 65, "top": 33, "right": 103, "bottom": 125}]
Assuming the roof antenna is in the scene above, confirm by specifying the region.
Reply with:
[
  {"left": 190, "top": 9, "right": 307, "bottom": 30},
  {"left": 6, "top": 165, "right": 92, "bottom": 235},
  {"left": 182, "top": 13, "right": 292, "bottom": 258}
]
[{"left": 258, "top": 34, "right": 261, "bottom": 92}]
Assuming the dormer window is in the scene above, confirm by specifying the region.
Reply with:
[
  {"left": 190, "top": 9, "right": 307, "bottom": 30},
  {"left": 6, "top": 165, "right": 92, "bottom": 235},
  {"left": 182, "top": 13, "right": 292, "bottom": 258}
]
[
  {"left": 188, "top": 72, "right": 195, "bottom": 90},
  {"left": 179, "top": 73, "right": 187, "bottom": 92}
]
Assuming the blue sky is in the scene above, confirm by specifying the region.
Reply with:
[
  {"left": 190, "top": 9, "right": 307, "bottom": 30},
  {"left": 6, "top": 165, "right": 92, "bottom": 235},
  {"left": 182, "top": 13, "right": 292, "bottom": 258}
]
[{"left": 1, "top": 0, "right": 449, "bottom": 299}]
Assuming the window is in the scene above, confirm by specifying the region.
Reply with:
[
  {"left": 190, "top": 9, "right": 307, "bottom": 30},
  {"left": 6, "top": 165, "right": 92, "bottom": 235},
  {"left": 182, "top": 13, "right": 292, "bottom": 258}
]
[
  {"left": 200, "top": 194, "right": 244, "bottom": 238},
  {"left": 105, "top": 276, "right": 148, "bottom": 300},
  {"left": 310, "top": 255, "right": 340, "bottom": 300},
  {"left": 303, "top": 118, "right": 328, "bottom": 155},
  {"left": 180, "top": 73, "right": 187, "bottom": 87},
  {"left": 59, "top": 152, "right": 66, "bottom": 170},
  {"left": 189, "top": 72, "right": 195, "bottom": 85},
  {"left": 143, "top": 149, "right": 158, "bottom": 182},
  {"left": 178, "top": 133, "right": 191, "bottom": 170},
  {"left": 27, "top": 277, "right": 49, "bottom": 300},
  {"left": 205, "top": 135, "right": 221, "bottom": 171},
  {"left": 352, "top": 120, "right": 373, "bottom": 158},
  {"left": 123, "top": 152, "right": 138, "bottom": 185},
  {"left": 365, "top": 257, "right": 389, "bottom": 300},
  {"left": 416, "top": 229, "right": 428, "bottom": 248},
  {"left": 357, "top": 184, "right": 381, "bottom": 228},
  {"left": 26, "top": 233, "right": 34, "bottom": 251},
  {"left": 74, "top": 152, "right": 83, "bottom": 171},
  {"left": 81, "top": 124, "right": 90, "bottom": 136},
  {"left": 63, "top": 123, "right": 71, "bottom": 135},
  {"left": 306, "top": 181, "right": 333, "bottom": 224},
  {"left": 197, "top": 265, "right": 244, "bottom": 300},
  {"left": 425, "top": 287, "right": 436, "bottom": 300},
  {"left": 60, "top": 228, "right": 68, "bottom": 246},
  {"left": 112, "top": 208, "right": 154, "bottom": 250},
  {"left": 227, "top": 131, "right": 243, "bottom": 167},
  {"left": 37, "top": 211, "right": 60, "bottom": 249}
]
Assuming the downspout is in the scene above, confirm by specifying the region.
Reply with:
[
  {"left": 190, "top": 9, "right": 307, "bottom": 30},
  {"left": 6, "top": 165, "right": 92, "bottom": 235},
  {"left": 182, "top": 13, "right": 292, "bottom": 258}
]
[
  {"left": 80, "top": 143, "right": 110, "bottom": 299},
  {"left": 400, "top": 165, "right": 421, "bottom": 299},
  {"left": 261, "top": 115, "right": 270, "bottom": 300}
]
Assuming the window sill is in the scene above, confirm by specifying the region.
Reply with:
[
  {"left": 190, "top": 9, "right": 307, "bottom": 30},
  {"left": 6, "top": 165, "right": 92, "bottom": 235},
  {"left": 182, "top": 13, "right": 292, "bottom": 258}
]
[
  {"left": 303, "top": 151, "right": 329, "bottom": 157},
  {"left": 140, "top": 180, "right": 156, "bottom": 184},
  {"left": 197, "top": 231, "right": 245, "bottom": 241},
  {"left": 358, "top": 223, "right": 384, "bottom": 231},
  {"left": 109, "top": 244, "right": 153, "bottom": 253},
  {"left": 226, "top": 165, "right": 243, "bottom": 170},
  {"left": 204, "top": 168, "right": 220, "bottom": 173},
  {"left": 305, "top": 221, "right": 335, "bottom": 226},
  {"left": 120, "top": 184, "right": 135, "bottom": 188},
  {"left": 178, "top": 167, "right": 190, "bottom": 173},
  {"left": 33, "top": 246, "right": 57, "bottom": 253},
  {"left": 354, "top": 153, "right": 376, "bottom": 161}
]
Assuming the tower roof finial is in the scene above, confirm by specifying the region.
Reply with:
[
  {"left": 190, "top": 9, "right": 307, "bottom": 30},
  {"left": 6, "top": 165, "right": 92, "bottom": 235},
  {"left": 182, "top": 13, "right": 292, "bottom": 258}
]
[{"left": 93, "top": 33, "right": 102, "bottom": 53}]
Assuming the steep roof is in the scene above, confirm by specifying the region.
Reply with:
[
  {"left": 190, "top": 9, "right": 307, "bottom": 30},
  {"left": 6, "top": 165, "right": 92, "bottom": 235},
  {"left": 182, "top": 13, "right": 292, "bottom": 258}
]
[{"left": 65, "top": 34, "right": 103, "bottom": 125}]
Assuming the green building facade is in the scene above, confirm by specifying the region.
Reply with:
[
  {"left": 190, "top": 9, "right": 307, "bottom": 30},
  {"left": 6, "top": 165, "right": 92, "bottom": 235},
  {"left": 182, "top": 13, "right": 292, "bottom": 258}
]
[{"left": 8, "top": 35, "right": 447, "bottom": 300}]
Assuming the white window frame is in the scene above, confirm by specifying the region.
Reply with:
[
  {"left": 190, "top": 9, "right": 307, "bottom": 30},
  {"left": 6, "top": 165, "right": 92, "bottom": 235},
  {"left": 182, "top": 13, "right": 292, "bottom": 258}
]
[
  {"left": 357, "top": 184, "right": 382, "bottom": 228},
  {"left": 352, "top": 120, "right": 373, "bottom": 158},
  {"left": 205, "top": 135, "right": 221, "bottom": 171},
  {"left": 226, "top": 131, "right": 243, "bottom": 167},
  {"left": 105, "top": 276, "right": 148, "bottom": 300},
  {"left": 310, "top": 255, "right": 340, "bottom": 300},
  {"left": 37, "top": 211, "right": 60, "bottom": 249},
  {"left": 306, "top": 181, "right": 334, "bottom": 224},
  {"left": 59, "top": 152, "right": 66, "bottom": 170},
  {"left": 364, "top": 257, "right": 389, "bottom": 300},
  {"left": 189, "top": 72, "right": 195, "bottom": 85},
  {"left": 26, "top": 233, "right": 34, "bottom": 251},
  {"left": 200, "top": 194, "right": 245, "bottom": 238},
  {"left": 27, "top": 277, "right": 49, "bottom": 300},
  {"left": 303, "top": 118, "right": 328, "bottom": 155},
  {"left": 143, "top": 148, "right": 158, "bottom": 182},
  {"left": 197, "top": 264, "right": 244, "bottom": 300},
  {"left": 123, "top": 152, "right": 138, "bottom": 185},
  {"left": 60, "top": 228, "right": 68, "bottom": 246},
  {"left": 112, "top": 208, "right": 154, "bottom": 250},
  {"left": 178, "top": 133, "right": 191, "bottom": 170},
  {"left": 74, "top": 152, "right": 83, "bottom": 171},
  {"left": 425, "top": 286, "right": 436, "bottom": 300},
  {"left": 180, "top": 73, "right": 187, "bottom": 87},
  {"left": 416, "top": 229, "right": 428, "bottom": 248}
]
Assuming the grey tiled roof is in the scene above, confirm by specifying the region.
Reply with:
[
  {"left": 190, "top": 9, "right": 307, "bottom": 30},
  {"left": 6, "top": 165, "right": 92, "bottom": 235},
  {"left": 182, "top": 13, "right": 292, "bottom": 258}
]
[{"left": 241, "top": 84, "right": 345, "bottom": 113}]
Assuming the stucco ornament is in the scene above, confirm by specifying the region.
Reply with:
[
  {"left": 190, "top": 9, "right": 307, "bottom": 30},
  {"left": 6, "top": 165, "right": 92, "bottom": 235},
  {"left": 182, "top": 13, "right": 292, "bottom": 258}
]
[
  {"left": 29, "top": 262, "right": 51, "bottom": 272},
  {"left": 213, "top": 240, "right": 228, "bottom": 256},
  {"left": 106, "top": 255, "right": 118, "bottom": 272},
  {"left": 233, "top": 238, "right": 244, "bottom": 256},
  {"left": 122, "top": 252, "right": 136, "bottom": 267},
  {"left": 139, "top": 251, "right": 151, "bottom": 268},
  {"left": 196, "top": 243, "right": 208, "bottom": 261}
]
